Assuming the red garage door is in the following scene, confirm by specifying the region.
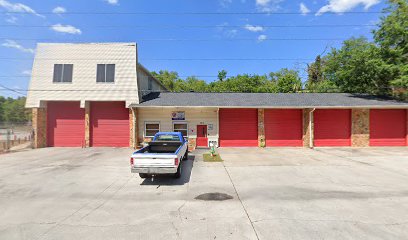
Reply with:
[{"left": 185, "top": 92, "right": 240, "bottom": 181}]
[
  {"left": 47, "top": 101, "right": 85, "bottom": 147},
  {"left": 265, "top": 109, "right": 303, "bottom": 147},
  {"left": 90, "top": 102, "right": 129, "bottom": 147},
  {"left": 370, "top": 109, "right": 407, "bottom": 146},
  {"left": 219, "top": 109, "right": 258, "bottom": 147},
  {"left": 314, "top": 109, "right": 351, "bottom": 146}
]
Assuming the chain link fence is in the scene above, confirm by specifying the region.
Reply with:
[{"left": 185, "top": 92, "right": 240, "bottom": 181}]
[{"left": 0, "top": 122, "right": 33, "bottom": 153}]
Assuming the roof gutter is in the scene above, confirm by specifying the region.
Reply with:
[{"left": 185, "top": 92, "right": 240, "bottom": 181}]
[{"left": 131, "top": 105, "right": 408, "bottom": 109}]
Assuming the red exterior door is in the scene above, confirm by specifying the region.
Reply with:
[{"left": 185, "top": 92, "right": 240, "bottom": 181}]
[
  {"left": 196, "top": 125, "right": 208, "bottom": 147},
  {"left": 370, "top": 109, "right": 407, "bottom": 146},
  {"left": 219, "top": 108, "right": 258, "bottom": 147},
  {"left": 47, "top": 101, "right": 85, "bottom": 147},
  {"left": 265, "top": 109, "right": 303, "bottom": 146},
  {"left": 314, "top": 109, "right": 351, "bottom": 146},
  {"left": 90, "top": 102, "right": 129, "bottom": 147}
]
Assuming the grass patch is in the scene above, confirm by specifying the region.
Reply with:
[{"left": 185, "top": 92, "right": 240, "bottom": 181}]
[{"left": 203, "top": 153, "right": 223, "bottom": 162}]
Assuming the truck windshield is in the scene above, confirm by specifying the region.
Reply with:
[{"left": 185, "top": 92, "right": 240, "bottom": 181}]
[{"left": 155, "top": 135, "right": 181, "bottom": 141}]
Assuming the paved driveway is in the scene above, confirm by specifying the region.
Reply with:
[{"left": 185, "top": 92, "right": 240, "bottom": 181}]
[{"left": 1, "top": 147, "right": 408, "bottom": 239}]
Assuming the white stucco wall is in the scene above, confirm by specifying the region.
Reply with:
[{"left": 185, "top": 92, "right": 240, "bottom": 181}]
[
  {"left": 26, "top": 43, "right": 139, "bottom": 108},
  {"left": 137, "top": 107, "right": 218, "bottom": 140}
]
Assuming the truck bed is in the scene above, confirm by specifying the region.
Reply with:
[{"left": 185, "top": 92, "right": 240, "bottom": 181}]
[{"left": 137, "top": 141, "right": 182, "bottom": 154}]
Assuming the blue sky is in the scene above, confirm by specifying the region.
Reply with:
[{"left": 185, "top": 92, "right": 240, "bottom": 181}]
[{"left": 0, "top": 0, "right": 386, "bottom": 98}]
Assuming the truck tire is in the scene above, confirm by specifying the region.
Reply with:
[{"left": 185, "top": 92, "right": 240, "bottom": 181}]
[
  {"left": 184, "top": 151, "right": 188, "bottom": 161},
  {"left": 139, "top": 173, "right": 148, "bottom": 179},
  {"left": 174, "top": 164, "right": 182, "bottom": 178}
]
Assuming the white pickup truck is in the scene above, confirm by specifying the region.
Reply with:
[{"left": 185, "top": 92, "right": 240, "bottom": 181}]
[{"left": 130, "top": 132, "right": 188, "bottom": 179}]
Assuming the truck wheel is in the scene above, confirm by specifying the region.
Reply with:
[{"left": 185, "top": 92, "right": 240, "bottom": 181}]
[
  {"left": 184, "top": 151, "right": 188, "bottom": 161},
  {"left": 174, "top": 165, "right": 182, "bottom": 179},
  {"left": 139, "top": 173, "right": 148, "bottom": 179}
]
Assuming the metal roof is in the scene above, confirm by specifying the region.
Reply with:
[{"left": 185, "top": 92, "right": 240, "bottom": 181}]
[{"left": 133, "top": 92, "right": 408, "bottom": 108}]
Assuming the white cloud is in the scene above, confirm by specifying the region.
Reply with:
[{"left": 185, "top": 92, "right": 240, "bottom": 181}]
[
  {"left": 0, "top": 0, "right": 44, "bottom": 17},
  {"left": 300, "top": 2, "right": 311, "bottom": 15},
  {"left": 2, "top": 39, "right": 34, "bottom": 54},
  {"left": 257, "top": 34, "right": 267, "bottom": 42},
  {"left": 217, "top": 22, "right": 239, "bottom": 38},
  {"left": 316, "top": 0, "right": 380, "bottom": 15},
  {"left": 51, "top": 24, "right": 82, "bottom": 34},
  {"left": 5, "top": 15, "right": 17, "bottom": 23},
  {"left": 244, "top": 24, "right": 264, "bottom": 32},
  {"left": 220, "top": 0, "right": 232, "bottom": 7},
  {"left": 104, "top": 0, "right": 119, "bottom": 5},
  {"left": 255, "top": 0, "right": 283, "bottom": 12},
  {"left": 52, "top": 6, "right": 66, "bottom": 14},
  {"left": 21, "top": 70, "right": 31, "bottom": 75}
]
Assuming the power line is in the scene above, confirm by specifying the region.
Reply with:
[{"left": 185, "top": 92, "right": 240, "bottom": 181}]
[
  {"left": 0, "top": 11, "right": 382, "bottom": 15},
  {"left": 0, "top": 37, "right": 346, "bottom": 42},
  {"left": 0, "top": 84, "right": 25, "bottom": 96},
  {"left": 0, "top": 74, "right": 309, "bottom": 79},
  {"left": 0, "top": 57, "right": 313, "bottom": 61},
  {"left": 0, "top": 24, "right": 377, "bottom": 29}
]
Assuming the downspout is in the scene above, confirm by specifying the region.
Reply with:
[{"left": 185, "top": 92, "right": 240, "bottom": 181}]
[
  {"left": 131, "top": 107, "right": 137, "bottom": 149},
  {"left": 217, "top": 108, "right": 220, "bottom": 147},
  {"left": 309, "top": 108, "right": 316, "bottom": 148}
]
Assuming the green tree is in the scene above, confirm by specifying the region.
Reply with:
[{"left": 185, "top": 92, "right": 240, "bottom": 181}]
[
  {"left": 323, "top": 37, "right": 397, "bottom": 95},
  {"left": 174, "top": 76, "right": 208, "bottom": 92},
  {"left": 217, "top": 70, "right": 227, "bottom": 81},
  {"left": 269, "top": 68, "right": 302, "bottom": 93},
  {"left": 210, "top": 74, "right": 274, "bottom": 93},
  {"left": 307, "top": 55, "right": 324, "bottom": 84},
  {"left": 305, "top": 80, "right": 338, "bottom": 93},
  {"left": 0, "top": 96, "right": 5, "bottom": 123},
  {"left": 151, "top": 70, "right": 180, "bottom": 91},
  {"left": 373, "top": 0, "right": 408, "bottom": 90},
  {"left": 1, "top": 97, "right": 30, "bottom": 123}
]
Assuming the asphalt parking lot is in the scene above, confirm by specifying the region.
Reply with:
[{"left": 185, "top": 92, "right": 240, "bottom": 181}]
[{"left": 1, "top": 147, "right": 408, "bottom": 240}]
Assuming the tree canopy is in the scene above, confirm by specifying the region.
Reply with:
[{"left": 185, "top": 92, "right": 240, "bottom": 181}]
[
  {"left": 151, "top": 1, "right": 406, "bottom": 98},
  {"left": 0, "top": 97, "right": 30, "bottom": 124}
]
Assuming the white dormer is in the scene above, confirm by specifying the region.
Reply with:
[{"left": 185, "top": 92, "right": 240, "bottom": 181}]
[{"left": 26, "top": 42, "right": 163, "bottom": 108}]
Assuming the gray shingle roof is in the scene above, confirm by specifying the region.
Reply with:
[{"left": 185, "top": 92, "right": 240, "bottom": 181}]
[{"left": 134, "top": 92, "right": 408, "bottom": 108}]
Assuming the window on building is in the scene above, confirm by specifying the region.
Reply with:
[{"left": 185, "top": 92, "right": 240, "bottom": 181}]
[
  {"left": 173, "top": 122, "right": 188, "bottom": 137},
  {"left": 148, "top": 78, "right": 153, "bottom": 90},
  {"left": 97, "top": 64, "right": 115, "bottom": 83},
  {"left": 145, "top": 122, "right": 160, "bottom": 137},
  {"left": 53, "top": 64, "right": 73, "bottom": 83}
]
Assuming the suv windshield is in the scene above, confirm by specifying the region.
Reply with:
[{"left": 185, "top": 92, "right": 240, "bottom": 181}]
[{"left": 155, "top": 135, "right": 180, "bottom": 141}]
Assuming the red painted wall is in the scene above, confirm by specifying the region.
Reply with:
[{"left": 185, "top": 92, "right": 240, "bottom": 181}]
[
  {"left": 90, "top": 102, "right": 129, "bottom": 147},
  {"left": 370, "top": 109, "right": 407, "bottom": 146},
  {"left": 47, "top": 101, "right": 85, "bottom": 147},
  {"left": 265, "top": 109, "right": 303, "bottom": 146},
  {"left": 314, "top": 109, "right": 351, "bottom": 146},
  {"left": 219, "top": 109, "right": 258, "bottom": 147}
]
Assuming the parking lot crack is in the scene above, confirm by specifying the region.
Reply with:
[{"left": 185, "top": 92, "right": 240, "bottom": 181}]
[
  {"left": 222, "top": 162, "right": 260, "bottom": 240},
  {"left": 177, "top": 201, "right": 187, "bottom": 222},
  {"left": 79, "top": 176, "right": 134, "bottom": 221}
]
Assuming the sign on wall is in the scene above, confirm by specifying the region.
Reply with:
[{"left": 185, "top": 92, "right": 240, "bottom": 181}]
[
  {"left": 171, "top": 111, "right": 185, "bottom": 120},
  {"left": 208, "top": 124, "right": 213, "bottom": 131}
]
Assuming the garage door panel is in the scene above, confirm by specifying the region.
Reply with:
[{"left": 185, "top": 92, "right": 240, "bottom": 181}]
[
  {"left": 90, "top": 102, "right": 129, "bottom": 147},
  {"left": 219, "top": 109, "right": 258, "bottom": 147},
  {"left": 47, "top": 101, "right": 85, "bottom": 147},
  {"left": 265, "top": 109, "right": 303, "bottom": 147},
  {"left": 370, "top": 109, "right": 407, "bottom": 146},
  {"left": 314, "top": 109, "right": 351, "bottom": 147}
]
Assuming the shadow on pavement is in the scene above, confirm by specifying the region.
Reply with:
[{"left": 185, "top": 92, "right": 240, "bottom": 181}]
[{"left": 140, "top": 155, "right": 195, "bottom": 186}]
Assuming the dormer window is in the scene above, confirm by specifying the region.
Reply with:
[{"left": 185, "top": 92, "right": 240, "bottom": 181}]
[
  {"left": 97, "top": 64, "right": 115, "bottom": 83},
  {"left": 53, "top": 64, "right": 73, "bottom": 83}
]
